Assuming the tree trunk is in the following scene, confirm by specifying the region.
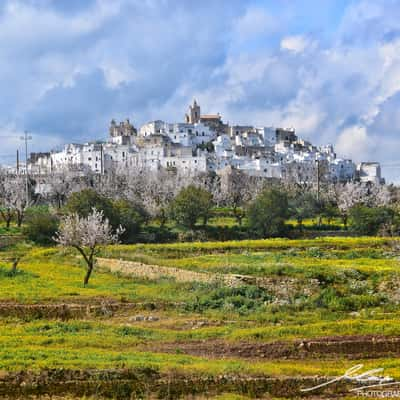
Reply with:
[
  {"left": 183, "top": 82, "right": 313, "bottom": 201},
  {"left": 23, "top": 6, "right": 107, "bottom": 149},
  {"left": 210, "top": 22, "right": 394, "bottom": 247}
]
[
  {"left": 342, "top": 214, "right": 348, "bottom": 230},
  {"left": 83, "top": 260, "right": 93, "bottom": 286},
  {"left": 16, "top": 211, "right": 24, "bottom": 227},
  {"left": 11, "top": 258, "right": 19, "bottom": 274},
  {"left": 297, "top": 218, "right": 303, "bottom": 232},
  {"left": 159, "top": 210, "right": 167, "bottom": 227},
  {"left": 1, "top": 211, "right": 12, "bottom": 228},
  {"left": 74, "top": 246, "right": 94, "bottom": 287}
]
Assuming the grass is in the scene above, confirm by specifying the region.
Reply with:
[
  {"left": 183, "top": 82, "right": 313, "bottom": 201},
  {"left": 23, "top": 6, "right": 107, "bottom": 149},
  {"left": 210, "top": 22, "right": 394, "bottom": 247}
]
[
  {"left": 104, "top": 236, "right": 399, "bottom": 257},
  {"left": 1, "top": 236, "right": 400, "bottom": 393},
  {"left": 3, "top": 318, "right": 400, "bottom": 379}
]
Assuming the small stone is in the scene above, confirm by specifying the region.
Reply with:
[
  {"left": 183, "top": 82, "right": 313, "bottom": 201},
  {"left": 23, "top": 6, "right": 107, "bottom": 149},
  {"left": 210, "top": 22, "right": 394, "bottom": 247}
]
[
  {"left": 128, "top": 315, "right": 145, "bottom": 322},
  {"left": 349, "top": 311, "right": 360, "bottom": 317}
]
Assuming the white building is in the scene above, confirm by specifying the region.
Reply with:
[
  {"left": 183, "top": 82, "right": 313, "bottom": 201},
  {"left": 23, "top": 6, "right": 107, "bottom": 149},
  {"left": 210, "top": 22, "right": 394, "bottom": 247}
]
[
  {"left": 357, "top": 162, "right": 383, "bottom": 184},
  {"left": 26, "top": 100, "right": 381, "bottom": 184}
]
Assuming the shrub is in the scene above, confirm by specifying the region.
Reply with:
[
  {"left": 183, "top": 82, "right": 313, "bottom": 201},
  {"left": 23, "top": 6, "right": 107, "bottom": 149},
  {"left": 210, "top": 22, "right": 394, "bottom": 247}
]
[
  {"left": 349, "top": 205, "right": 395, "bottom": 235},
  {"left": 247, "top": 188, "right": 289, "bottom": 237},
  {"left": 23, "top": 207, "right": 59, "bottom": 244},
  {"left": 185, "top": 284, "right": 272, "bottom": 315},
  {"left": 137, "top": 226, "right": 178, "bottom": 243}
]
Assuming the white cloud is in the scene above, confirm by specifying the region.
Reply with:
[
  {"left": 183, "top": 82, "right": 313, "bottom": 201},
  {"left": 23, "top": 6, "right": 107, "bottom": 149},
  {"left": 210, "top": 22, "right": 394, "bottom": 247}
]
[
  {"left": 234, "top": 7, "right": 278, "bottom": 42},
  {"left": 336, "top": 126, "right": 371, "bottom": 161},
  {"left": 280, "top": 35, "right": 314, "bottom": 53},
  {"left": 1, "top": 0, "right": 400, "bottom": 182}
]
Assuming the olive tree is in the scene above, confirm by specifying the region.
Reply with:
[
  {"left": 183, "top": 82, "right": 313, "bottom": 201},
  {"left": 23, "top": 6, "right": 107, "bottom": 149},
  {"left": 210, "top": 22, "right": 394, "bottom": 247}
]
[
  {"left": 169, "top": 185, "right": 213, "bottom": 229},
  {"left": 54, "top": 208, "right": 123, "bottom": 286},
  {"left": 247, "top": 188, "right": 289, "bottom": 237}
]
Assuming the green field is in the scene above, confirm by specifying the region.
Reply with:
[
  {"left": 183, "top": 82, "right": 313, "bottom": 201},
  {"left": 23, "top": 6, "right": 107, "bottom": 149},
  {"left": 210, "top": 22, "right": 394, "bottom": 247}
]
[{"left": 1, "top": 237, "right": 400, "bottom": 398}]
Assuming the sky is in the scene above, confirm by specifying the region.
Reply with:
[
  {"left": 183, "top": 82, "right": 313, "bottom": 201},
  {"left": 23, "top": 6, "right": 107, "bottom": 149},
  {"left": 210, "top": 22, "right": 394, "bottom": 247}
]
[{"left": 1, "top": 0, "right": 400, "bottom": 182}]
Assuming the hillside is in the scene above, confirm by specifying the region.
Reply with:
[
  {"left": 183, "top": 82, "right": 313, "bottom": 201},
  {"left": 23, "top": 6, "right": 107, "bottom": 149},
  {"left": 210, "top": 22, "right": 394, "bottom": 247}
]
[{"left": 1, "top": 237, "right": 400, "bottom": 398}]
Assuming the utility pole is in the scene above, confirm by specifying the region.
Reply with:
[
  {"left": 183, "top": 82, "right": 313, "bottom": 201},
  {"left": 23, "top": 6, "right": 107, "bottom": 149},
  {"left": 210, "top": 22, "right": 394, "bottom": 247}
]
[
  {"left": 100, "top": 143, "right": 104, "bottom": 175},
  {"left": 315, "top": 159, "right": 322, "bottom": 227},
  {"left": 16, "top": 150, "right": 19, "bottom": 174},
  {"left": 316, "top": 159, "right": 320, "bottom": 202},
  {"left": 20, "top": 131, "right": 32, "bottom": 204}
]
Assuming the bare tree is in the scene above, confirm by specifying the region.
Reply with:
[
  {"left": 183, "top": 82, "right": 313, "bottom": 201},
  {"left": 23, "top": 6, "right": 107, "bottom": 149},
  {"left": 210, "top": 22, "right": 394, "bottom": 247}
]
[
  {"left": 325, "top": 182, "right": 392, "bottom": 228},
  {"left": 40, "top": 171, "right": 74, "bottom": 208},
  {"left": 141, "top": 170, "right": 179, "bottom": 226},
  {"left": 217, "top": 169, "right": 254, "bottom": 225},
  {"left": 12, "top": 176, "right": 31, "bottom": 227},
  {"left": 0, "top": 175, "right": 32, "bottom": 228},
  {"left": 54, "top": 208, "right": 124, "bottom": 285}
]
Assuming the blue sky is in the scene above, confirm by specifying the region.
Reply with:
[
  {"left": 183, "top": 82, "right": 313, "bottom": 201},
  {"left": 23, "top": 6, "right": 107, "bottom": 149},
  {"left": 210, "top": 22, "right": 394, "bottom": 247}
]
[{"left": 0, "top": 0, "right": 400, "bottom": 182}]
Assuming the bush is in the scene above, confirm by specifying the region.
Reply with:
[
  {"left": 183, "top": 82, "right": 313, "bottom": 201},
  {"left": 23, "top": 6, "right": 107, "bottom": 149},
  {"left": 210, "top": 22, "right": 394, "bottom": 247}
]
[
  {"left": 349, "top": 205, "right": 395, "bottom": 235},
  {"left": 137, "top": 226, "right": 178, "bottom": 243},
  {"left": 314, "top": 286, "right": 386, "bottom": 311},
  {"left": 185, "top": 284, "right": 272, "bottom": 315},
  {"left": 247, "top": 188, "right": 289, "bottom": 237},
  {"left": 23, "top": 207, "right": 59, "bottom": 244}
]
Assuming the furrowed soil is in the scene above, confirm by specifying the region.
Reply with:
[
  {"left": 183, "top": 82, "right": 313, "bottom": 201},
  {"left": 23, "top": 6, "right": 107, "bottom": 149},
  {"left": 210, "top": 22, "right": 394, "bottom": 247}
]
[{"left": 143, "top": 335, "right": 400, "bottom": 360}]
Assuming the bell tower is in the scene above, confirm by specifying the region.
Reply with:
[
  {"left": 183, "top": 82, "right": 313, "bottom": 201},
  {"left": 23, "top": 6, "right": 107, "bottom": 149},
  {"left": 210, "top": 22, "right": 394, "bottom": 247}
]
[{"left": 185, "top": 99, "right": 201, "bottom": 123}]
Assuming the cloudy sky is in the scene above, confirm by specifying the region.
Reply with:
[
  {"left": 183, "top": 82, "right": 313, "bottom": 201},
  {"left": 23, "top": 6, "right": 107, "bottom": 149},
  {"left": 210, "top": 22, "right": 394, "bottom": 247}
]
[{"left": 1, "top": 0, "right": 400, "bottom": 182}]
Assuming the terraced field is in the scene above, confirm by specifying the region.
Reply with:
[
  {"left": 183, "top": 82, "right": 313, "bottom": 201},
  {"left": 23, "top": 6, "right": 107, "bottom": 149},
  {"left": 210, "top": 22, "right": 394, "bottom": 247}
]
[{"left": 1, "top": 237, "right": 400, "bottom": 398}]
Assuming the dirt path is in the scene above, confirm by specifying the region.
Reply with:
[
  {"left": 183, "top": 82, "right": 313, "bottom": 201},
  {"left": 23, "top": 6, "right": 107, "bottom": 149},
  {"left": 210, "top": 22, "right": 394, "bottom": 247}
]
[
  {"left": 97, "top": 258, "right": 319, "bottom": 297},
  {"left": 97, "top": 257, "right": 248, "bottom": 287},
  {"left": 141, "top": 335, "right": 400, "bottom": 360}
]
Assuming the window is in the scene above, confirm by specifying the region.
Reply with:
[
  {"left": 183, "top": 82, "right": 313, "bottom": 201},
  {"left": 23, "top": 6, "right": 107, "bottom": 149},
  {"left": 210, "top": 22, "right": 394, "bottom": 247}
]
[{"left": 88, "top": 157, "right": 92, "bottom": 161}]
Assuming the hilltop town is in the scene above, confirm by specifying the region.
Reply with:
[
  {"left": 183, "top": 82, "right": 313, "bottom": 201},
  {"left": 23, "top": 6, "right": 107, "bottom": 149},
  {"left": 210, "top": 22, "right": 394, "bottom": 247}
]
[{"left": 26, "top": 100, "right": 382, "bottom": 184}]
